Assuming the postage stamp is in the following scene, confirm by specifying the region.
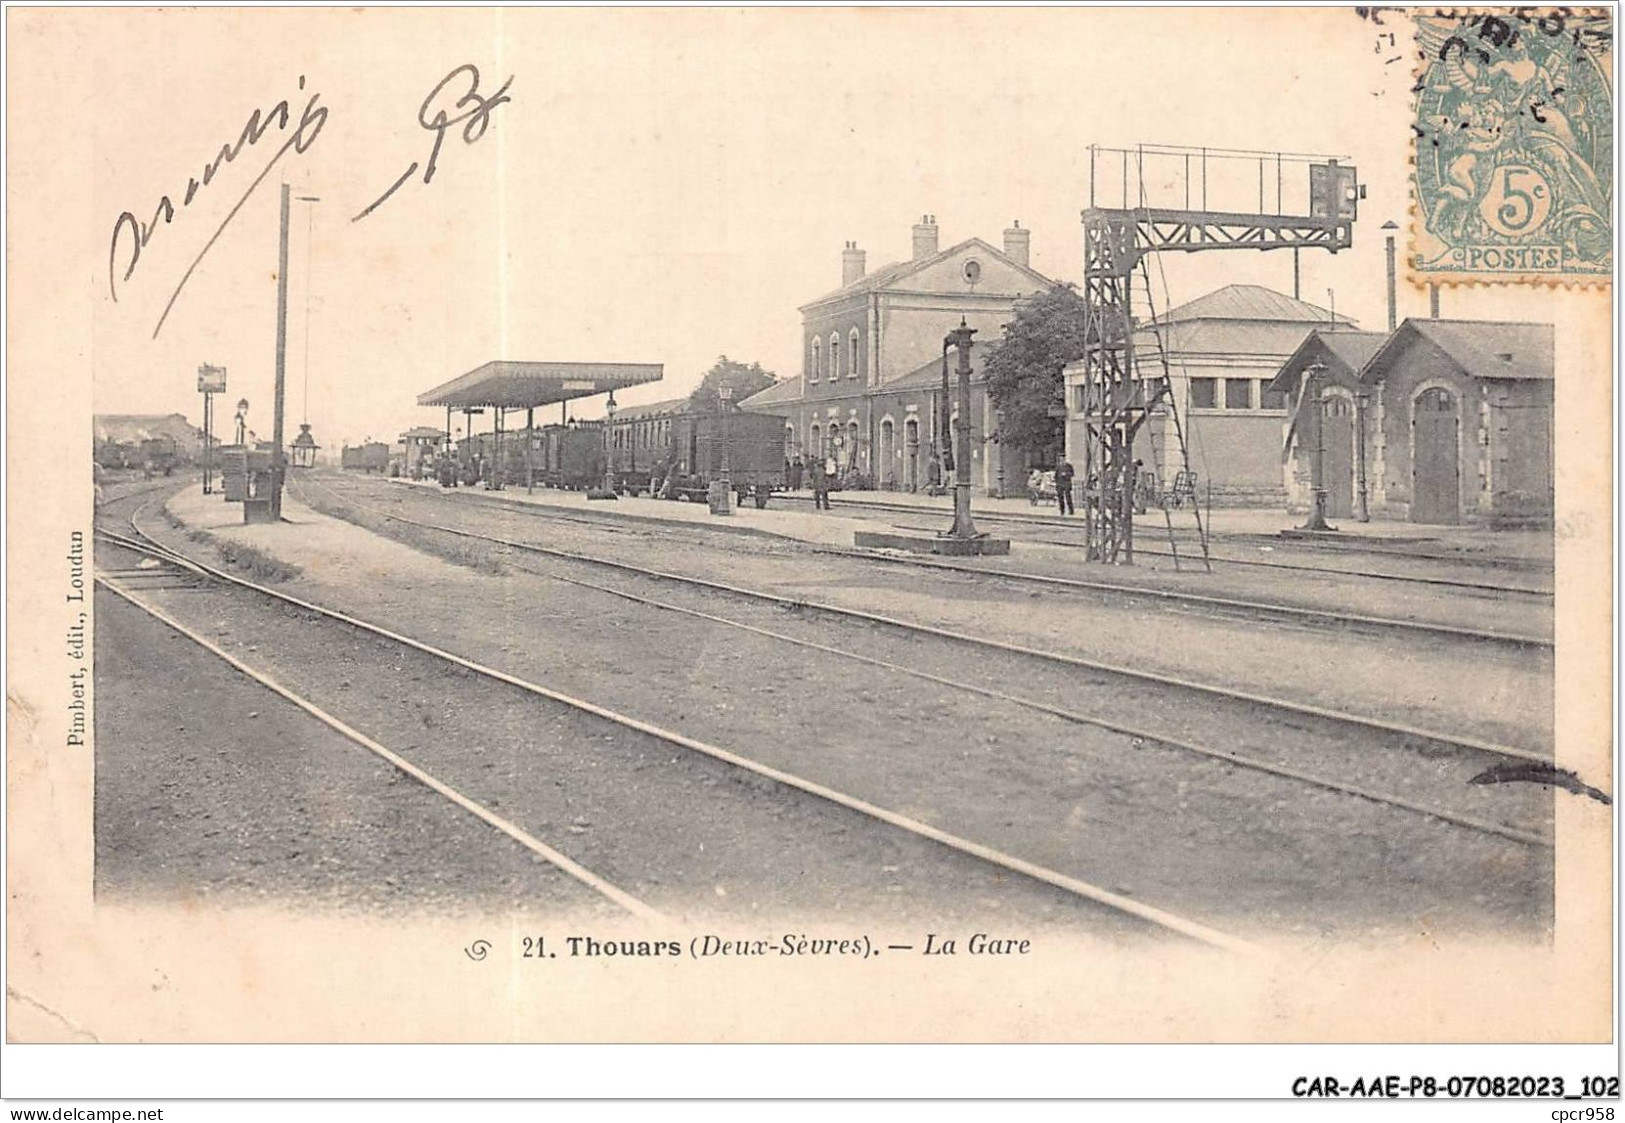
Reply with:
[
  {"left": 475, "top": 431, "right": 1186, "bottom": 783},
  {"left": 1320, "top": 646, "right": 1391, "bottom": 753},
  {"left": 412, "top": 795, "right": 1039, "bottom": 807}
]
[{"left": 1411, "top": 8, "right": 1613, "bottom": 284}]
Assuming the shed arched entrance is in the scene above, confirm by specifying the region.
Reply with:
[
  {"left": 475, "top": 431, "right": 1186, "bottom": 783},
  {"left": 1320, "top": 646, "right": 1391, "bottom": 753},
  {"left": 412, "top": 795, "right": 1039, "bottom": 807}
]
[{"left": 1412, "top": 387, "right": 1461, "bottom": 524}]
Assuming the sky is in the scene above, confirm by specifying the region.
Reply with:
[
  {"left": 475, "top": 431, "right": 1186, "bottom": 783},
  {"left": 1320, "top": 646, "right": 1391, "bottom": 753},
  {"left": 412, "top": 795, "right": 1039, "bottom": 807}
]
[{"left": 88, "top": 7, "right": 1576, "bottom": 450}]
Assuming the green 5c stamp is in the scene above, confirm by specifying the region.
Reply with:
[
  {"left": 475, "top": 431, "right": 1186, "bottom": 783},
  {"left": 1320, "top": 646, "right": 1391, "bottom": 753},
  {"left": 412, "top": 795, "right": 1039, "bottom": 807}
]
[{"left": 1413, "top": 9, "right": 1613, "bottom": 283}]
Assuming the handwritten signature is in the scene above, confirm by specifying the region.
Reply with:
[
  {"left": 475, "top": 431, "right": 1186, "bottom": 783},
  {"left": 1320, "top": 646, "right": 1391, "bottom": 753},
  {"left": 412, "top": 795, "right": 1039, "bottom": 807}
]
[
  {"left": 107, "top": 63, "right": 512, "bottom": 339},
  {"left": 352, "top": 64, "right": 513, "bottom": 223},
  {"left": 108, "top": 76, "right": 328, "bottom": 338}
]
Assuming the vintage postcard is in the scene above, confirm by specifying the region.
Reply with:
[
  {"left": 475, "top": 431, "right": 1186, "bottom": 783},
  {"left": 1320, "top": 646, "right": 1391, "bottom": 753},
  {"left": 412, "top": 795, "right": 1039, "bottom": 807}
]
[{"left": 4, "top": 4, "right": 1616, "bottom": 1100}]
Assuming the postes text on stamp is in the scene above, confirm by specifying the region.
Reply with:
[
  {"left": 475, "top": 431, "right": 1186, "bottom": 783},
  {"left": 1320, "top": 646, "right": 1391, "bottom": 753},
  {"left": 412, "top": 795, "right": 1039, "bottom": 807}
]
[{"left": 1412, "top": 9, "right": 1613, "bottom": 284}]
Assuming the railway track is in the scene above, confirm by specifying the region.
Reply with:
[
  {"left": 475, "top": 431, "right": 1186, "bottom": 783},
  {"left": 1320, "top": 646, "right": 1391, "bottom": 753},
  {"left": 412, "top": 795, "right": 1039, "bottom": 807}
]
[
  {"left": 774, "top": 492, "right": 1556, "bottom": 596},
  {"left": 334, "top": 477, "right": 1552, "bottom": 652},
  {"left": 96, "top": 496, "right": 1262, "bottom": 953},
  {"left": 292, "top": 475, "right": 1561, "bottom": 848}
]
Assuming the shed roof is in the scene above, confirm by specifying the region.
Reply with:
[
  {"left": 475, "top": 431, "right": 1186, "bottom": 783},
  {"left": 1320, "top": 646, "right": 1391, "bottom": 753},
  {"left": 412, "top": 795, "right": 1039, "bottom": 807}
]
[
  {"left": 1162, "top": 283, "right": 1355, "bottom": 325},
  {"left": 1360, "top": 319, "right": 1554, "bottom": 385},
  {"left": 1268, "top": 330, "right": 1388, "bottom": 393},
  {"left": 418, "top": 361, "right": 664, "bottom": 409}
]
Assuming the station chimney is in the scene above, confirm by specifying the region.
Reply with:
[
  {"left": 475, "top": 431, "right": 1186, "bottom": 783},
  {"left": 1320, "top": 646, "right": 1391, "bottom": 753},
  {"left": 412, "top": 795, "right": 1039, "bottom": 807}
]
[
  {"left": 1003, "top": 220, "right": 1030, "bottom": 268},
  {"left": 842, "top": 240, "right": 867, "bottom": 286},
  {"left": 912, "top": 214, "right": 939, "bottom": 261}
]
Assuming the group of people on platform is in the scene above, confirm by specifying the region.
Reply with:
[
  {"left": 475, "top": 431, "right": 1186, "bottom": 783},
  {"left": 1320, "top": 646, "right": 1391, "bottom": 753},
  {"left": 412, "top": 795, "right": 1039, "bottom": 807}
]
[{"left": 786, "top": 455, "right": 836, "bottom": 510}]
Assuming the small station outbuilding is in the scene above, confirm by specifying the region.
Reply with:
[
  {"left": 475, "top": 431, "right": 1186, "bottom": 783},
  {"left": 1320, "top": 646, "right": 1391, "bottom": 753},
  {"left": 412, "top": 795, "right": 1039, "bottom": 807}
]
[
  {"left": 1270, "top": 330, "right": 1387, "bottom": 518},
  {"left": 1273, "top": 319, "right": 1554, "bottom": 525}
]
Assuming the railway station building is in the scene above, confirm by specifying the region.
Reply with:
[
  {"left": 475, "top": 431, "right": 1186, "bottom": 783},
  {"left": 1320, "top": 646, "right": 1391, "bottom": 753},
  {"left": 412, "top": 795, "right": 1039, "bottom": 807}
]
[
  {"left": 740, "top": 215, "right": 1054, "bottom": 493},
  {"left": 1063, "top": 284, "right": 1360, "bottom": 508},
  {"left": 1272, "top": 319, "right": 1553, "bottom": 526}
]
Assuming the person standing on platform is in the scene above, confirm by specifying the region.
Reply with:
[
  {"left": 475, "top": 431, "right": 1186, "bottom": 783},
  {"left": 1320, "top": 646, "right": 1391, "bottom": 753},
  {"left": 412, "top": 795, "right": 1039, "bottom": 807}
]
[
  {"left": 790, "top": 456, "right": 804, "bottom": 492},
  {"left": 810, "top": 456, "right": 830, "bottom": 510},
  {"left": 1055, "top": 460, "right": 1076, "bottom": 515}
]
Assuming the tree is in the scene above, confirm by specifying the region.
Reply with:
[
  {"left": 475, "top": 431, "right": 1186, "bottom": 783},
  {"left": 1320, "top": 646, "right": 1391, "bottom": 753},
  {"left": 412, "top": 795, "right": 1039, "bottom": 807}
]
[
  {"left": 686, "top": 355, "right": 778, "bottom": 413},
  {"left": 982, "top": 284, "right": 1088, "bottom": 458}
]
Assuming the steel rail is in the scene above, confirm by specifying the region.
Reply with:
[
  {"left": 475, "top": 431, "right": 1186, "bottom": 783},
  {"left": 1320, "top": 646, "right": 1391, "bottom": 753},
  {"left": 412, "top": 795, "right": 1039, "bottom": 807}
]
[
  {"left": 368, "top": 479, "right": 1554, "bottom": 642},
  {"left": 825, "top": 544, "right": 1553, "bottom": 648},
  {"left": 499, "top": 550, "right": 1550, "bottom": 848},
  {"left": 292, "top": 481, "right": 1552, "bottom": 847},
  {"left": 770, "top": 493, "right": 1555, "bottom": 597},
  {"left": 94, "top": 570, "right": 664, "bottom": 922},
  {"left": 117, "top": 499, "right": 1260, "bottom": 955},
  {"left": 299, "top": 476, "right": 1555, "bottom": 768}
]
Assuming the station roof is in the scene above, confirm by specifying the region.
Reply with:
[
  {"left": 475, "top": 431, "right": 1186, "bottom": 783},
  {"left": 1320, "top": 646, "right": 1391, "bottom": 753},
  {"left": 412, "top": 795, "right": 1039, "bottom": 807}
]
[{"left": 418, "top": 361, "right": 664, "bottom": 410}]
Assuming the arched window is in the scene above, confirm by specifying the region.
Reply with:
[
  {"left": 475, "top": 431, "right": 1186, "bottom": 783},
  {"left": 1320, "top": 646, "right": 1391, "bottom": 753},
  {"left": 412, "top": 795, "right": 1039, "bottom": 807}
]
[
  {"left": 829, "top": 332, "right": 841, "bottom": 380},
  {"left": 784, "top": 422, "right": 795, "bottom": 457},
  {"left": 810, "top": 337, "right": 822, "bottom": 382},
  {"left": 809, "top": 423, "right": 821, "bottom": 457},
  {"left": 849, "top": 328, "right": 861, "bottom": 378}
]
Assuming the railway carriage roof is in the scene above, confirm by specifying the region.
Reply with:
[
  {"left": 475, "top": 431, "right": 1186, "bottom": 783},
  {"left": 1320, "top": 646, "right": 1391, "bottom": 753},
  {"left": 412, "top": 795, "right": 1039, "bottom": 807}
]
[{"left": 418, "top": 361, "right": 664, "bottom": 409}]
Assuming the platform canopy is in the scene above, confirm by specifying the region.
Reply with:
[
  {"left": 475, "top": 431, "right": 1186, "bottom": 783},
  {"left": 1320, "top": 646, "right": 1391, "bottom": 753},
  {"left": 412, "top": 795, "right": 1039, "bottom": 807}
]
[{"left": 417, "top": 361, "right": 664, "bottom": 410}]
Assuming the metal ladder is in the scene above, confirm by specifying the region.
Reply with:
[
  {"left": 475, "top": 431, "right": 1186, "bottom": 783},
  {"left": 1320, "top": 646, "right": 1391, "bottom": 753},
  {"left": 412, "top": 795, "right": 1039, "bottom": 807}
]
[{"left": 1130, "top": 255, "right": 1212, "bottom": 573}]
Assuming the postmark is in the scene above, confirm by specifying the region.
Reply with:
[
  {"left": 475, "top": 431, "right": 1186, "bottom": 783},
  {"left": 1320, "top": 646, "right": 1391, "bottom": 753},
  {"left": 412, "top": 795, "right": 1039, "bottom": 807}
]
[{"left": 1411, "top": 8, "right": 1613, "bottom": 285}]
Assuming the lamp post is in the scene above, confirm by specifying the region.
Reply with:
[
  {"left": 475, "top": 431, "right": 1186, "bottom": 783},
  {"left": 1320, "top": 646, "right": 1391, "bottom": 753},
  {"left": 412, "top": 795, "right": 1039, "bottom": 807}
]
[
  {"left": 1354, "top": 390, "right": 1371, "bottom": 522},
  {"left": 994, "top": 408, "right": 1006, "bottom": 499},
  {"left": 603, "top": 391, "right": 619, "bottom": 494},
  {"left": 1298, "top": 361, "right": 1333, "bottom": 531},
  {"left": 719, "top": 384, "right": 734, "bottom": 504}
]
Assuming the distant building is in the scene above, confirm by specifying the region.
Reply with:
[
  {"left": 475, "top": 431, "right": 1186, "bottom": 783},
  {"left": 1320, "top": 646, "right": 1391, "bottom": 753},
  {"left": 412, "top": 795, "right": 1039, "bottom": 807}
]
[
  {"left": 93, "top": 413, "right": 211, "bottom": 458},
  {"left": 741, "top": 215, "right": 1053, "bottom": 492},
  {"left": 1062, "top": 284, "right": 1358, "bottom": 506},
  {"left": 1271, "top": 319, "right": 1553, "bottom": 525}
]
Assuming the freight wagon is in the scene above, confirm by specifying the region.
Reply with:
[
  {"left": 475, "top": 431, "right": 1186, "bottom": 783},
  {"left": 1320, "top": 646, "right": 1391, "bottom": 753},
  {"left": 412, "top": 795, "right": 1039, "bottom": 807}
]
[
  {"left": 608, "top": 407, "right": 784, "bottom": 506},
  {"left": 341, "top": 442, "right": 390, "bottom": 473}
]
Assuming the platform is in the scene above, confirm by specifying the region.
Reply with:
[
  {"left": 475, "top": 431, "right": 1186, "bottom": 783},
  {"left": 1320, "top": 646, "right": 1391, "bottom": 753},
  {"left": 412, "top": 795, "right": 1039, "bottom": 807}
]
[{"left": 852, "top": 529, "right": 1011, "bottom": 556}]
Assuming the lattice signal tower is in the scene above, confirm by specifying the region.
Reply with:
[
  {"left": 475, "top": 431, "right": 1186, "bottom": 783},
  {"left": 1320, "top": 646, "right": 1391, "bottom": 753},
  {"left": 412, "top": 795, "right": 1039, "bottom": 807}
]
[{"left": 1078, "top": 144, "right": 1362, "bottom": 564}]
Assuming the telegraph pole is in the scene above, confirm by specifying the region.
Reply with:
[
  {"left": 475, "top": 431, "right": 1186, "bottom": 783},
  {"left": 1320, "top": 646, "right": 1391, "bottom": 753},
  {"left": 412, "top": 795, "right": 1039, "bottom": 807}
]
[{"left": 271, "top": 182, "right": 291, "bottom": 519}]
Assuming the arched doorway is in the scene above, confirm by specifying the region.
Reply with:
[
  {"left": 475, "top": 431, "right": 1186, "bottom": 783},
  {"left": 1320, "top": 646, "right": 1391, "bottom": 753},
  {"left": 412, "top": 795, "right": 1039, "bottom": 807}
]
[
  {"left": 809, "top": 423, "right": 821, "bottom": 465},
  {"left": 1412, "top": 387, "right": 1461, "bottom": 524},
  {"left": 904, "top": 417, "right": 919, "bottom": 491},
  {"left": 1322, "top": 394, "right": 1355, "bottom": 518},
  {"left": 879, "top": 419, "right": 895, "bottom": 488}
]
